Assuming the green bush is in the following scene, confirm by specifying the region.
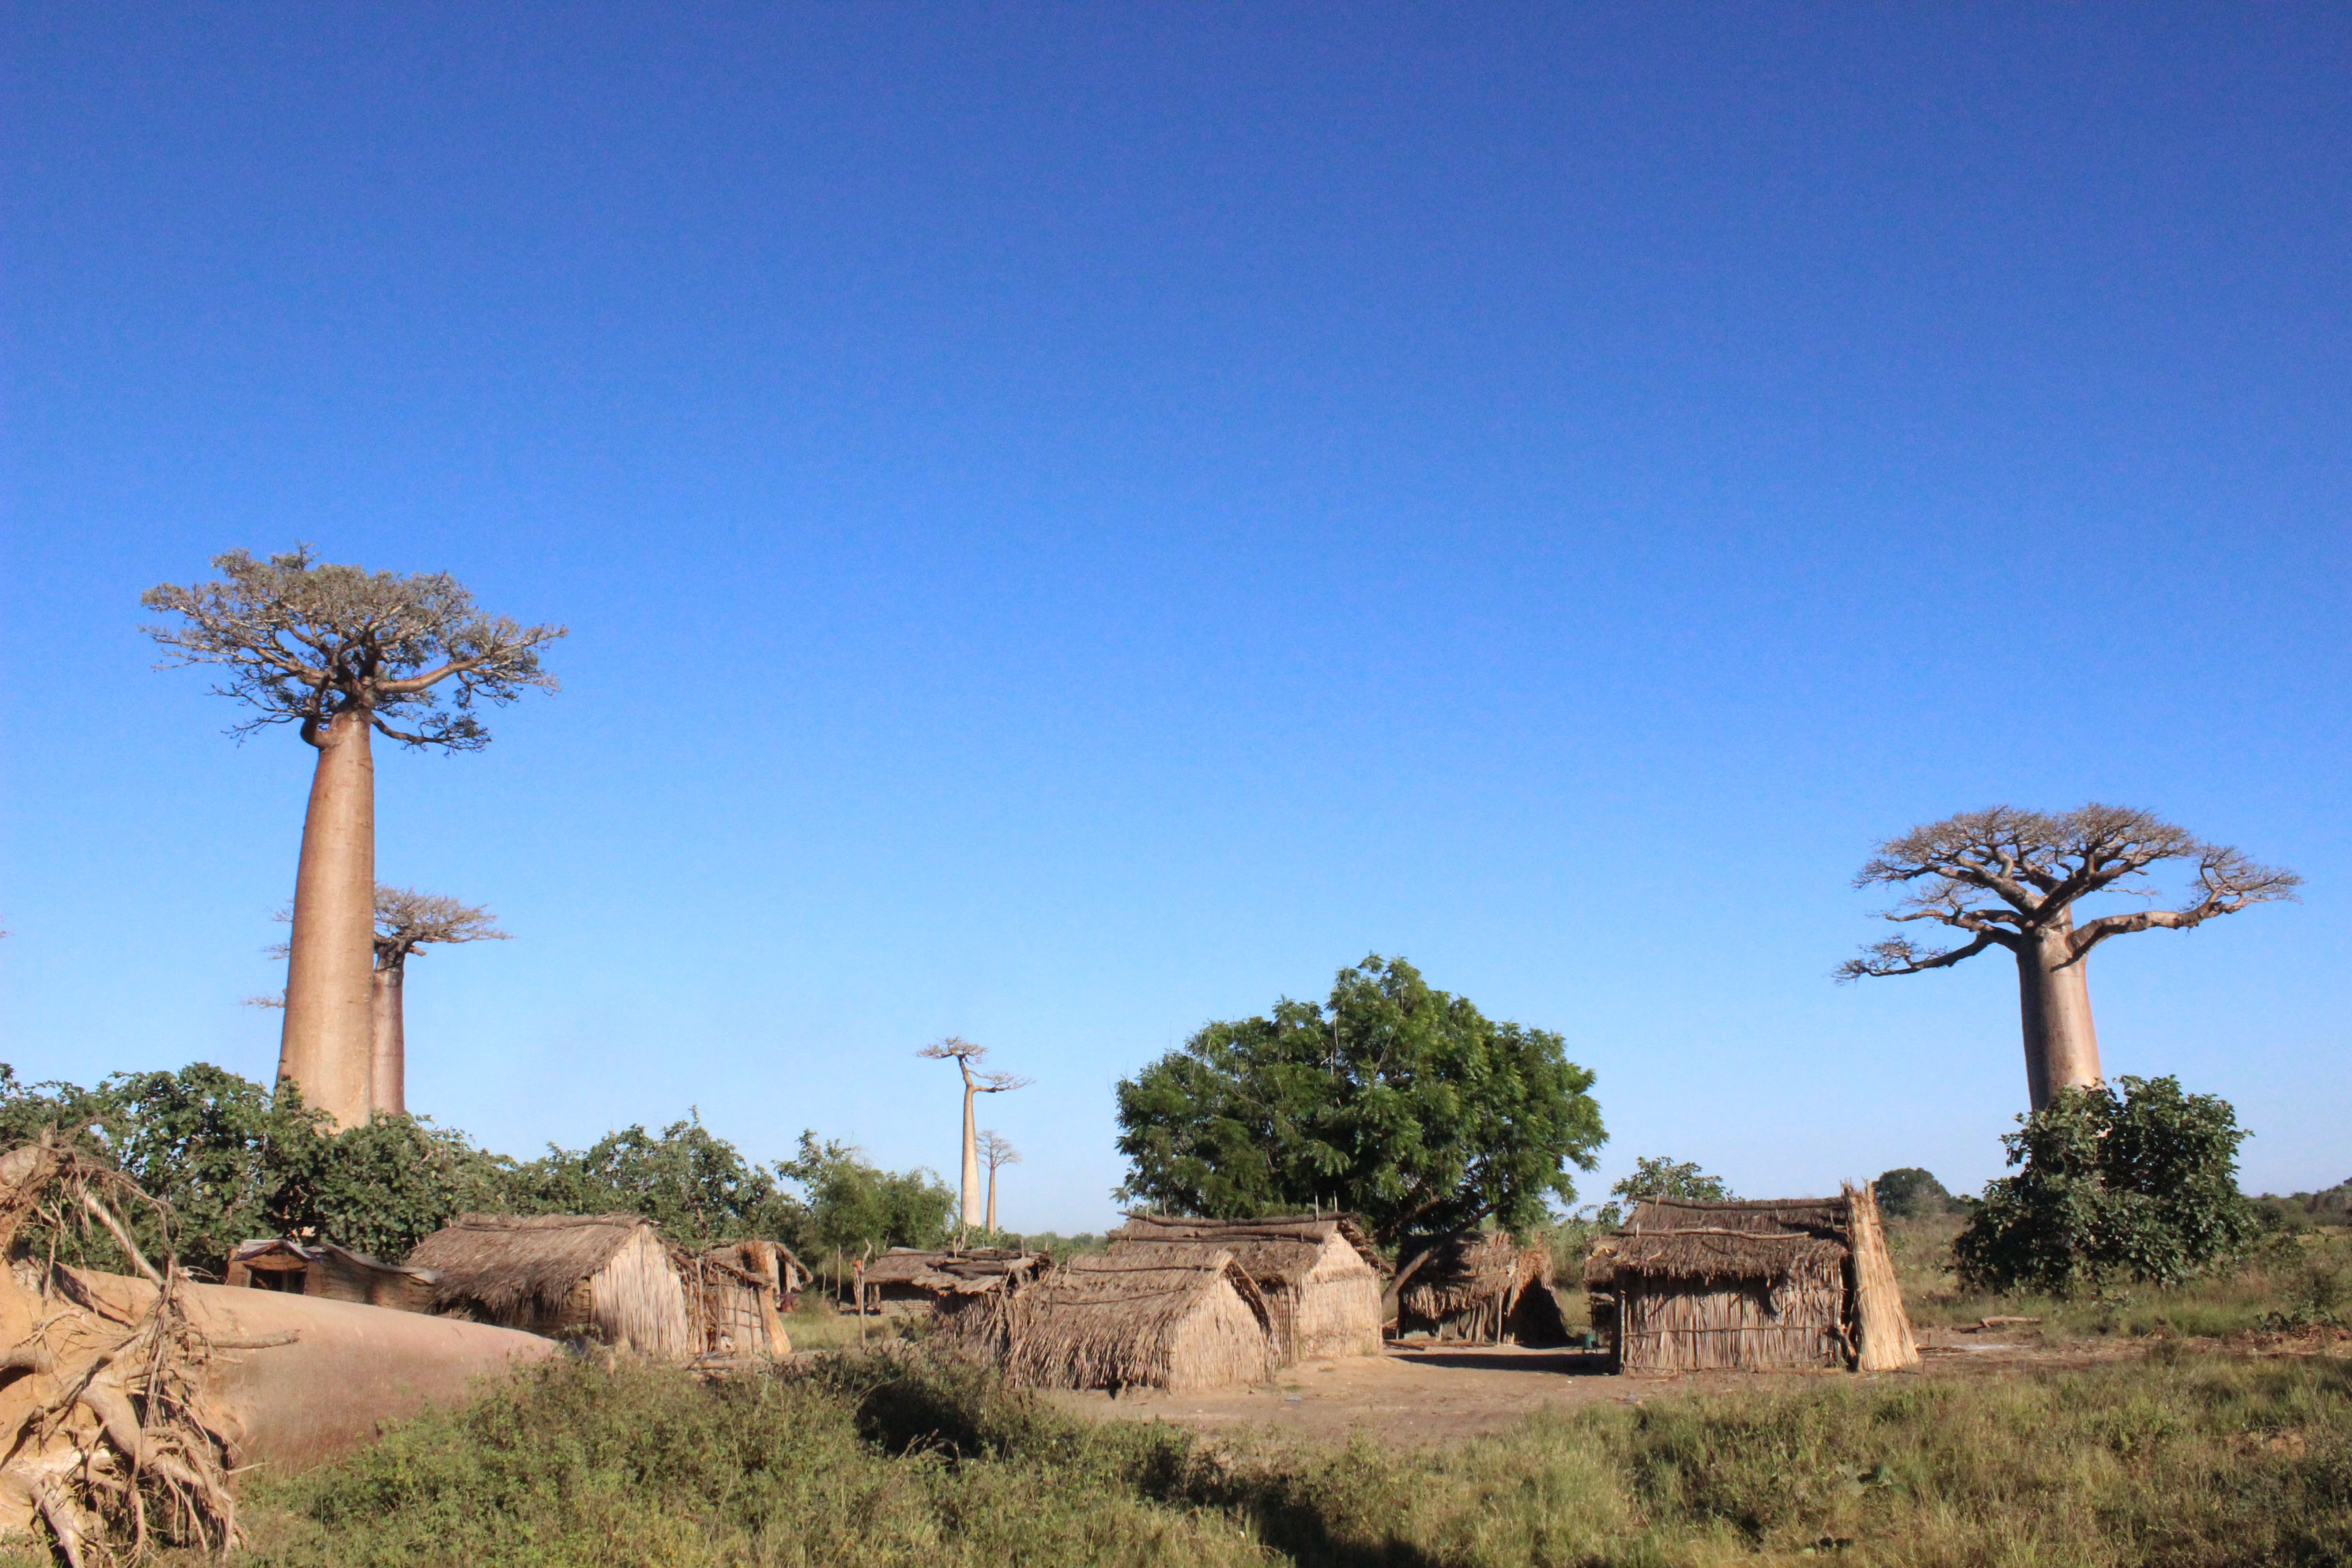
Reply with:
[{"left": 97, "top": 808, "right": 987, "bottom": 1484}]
[
  {"left": 1955, "top": 1075, "right": 2268, "bottom": 1296},
  {"left": 1873, "top": 1166, "right": 1957, "bottom": 1220}
]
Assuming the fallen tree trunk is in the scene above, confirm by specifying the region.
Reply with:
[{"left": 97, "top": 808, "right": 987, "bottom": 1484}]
[{"left": 0, "top": 1136, "right": 557, "bottom": 1561}]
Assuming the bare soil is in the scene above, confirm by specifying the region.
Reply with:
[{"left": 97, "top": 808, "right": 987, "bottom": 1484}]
[{"left": 1044, "top": 1326, "right": 2154, "bottom": 1447}]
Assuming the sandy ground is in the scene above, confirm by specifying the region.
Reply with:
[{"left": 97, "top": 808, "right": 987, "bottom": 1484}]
[{"left": 1043, "top": 1327, "right": 2144, "bottom": 1447}]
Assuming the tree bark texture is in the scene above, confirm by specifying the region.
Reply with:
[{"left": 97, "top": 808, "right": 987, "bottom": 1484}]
[
  {"left": 369, "top": 958, "right": 407, "bottom": 1118},
  {"left": 278, "top": 710, "right": 375, "bottom": 1129},
  {"left": 960, "top": 1081, "right": 981, "bottom": 1230},
  {"left": 2014, "top": 912, "right": 2102, "bottom": 1112},
  {"left": 985, "top": 1165, "right": 998, "bottom": 1234}
]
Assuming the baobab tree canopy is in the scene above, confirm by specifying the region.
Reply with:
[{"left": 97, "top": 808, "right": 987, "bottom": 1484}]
[
  {"left": 370, "top": 887, "right": 510, "bottom": 1120},
  {"left": 1840, "top": 804, "right": 2299, "bottom": 1109},
  {"left": 143, "top": 547, "right": 561, "bottom": 1129},
  {"left": 142, "top": 547, "right": 564, "bottom": 749},
  {"left": 1113, "top": 955, "right": 1605, "bottom": 1253}
]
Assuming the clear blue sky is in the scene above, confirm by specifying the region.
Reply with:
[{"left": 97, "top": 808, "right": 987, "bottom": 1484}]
[{"left": 3, "top": 5, "right": 2346, "bottom": 1232}]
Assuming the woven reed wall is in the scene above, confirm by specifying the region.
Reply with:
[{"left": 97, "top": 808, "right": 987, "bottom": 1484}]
[
  {"left": 584, "top": 1229, "right": 693, "bottom": 1360},
  {"left": 1617, "top": 1262, "right": 1846, "bottom": 1372},
  {"left": 1291, "top": 1238, "right": 1384, "bottom": 1360}
]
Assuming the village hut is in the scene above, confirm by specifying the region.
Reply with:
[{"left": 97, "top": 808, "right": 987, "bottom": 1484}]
[
  {"left": 1107, "top": 1213, "right": 1386, "bottom": 1362},
  {"left": 223, "top": 1238, "right": 442, "bottom": 1313},
  {"left": 853, "top": 1246, "right": 1045, "bottom": 1318},
  {"left": 406, "top": 1213, "right": 693, "bottom": 1360},
  {"left": 1584, "top": 1184, "right": 1918, "bottom": 1374},
  {"left": 978, "top": 1244, "right": 1277, "bottom": 1392},
  {"left": 1396, "top": 1231, "right": 1574, "bottom": 1345},
  {"left": 675, "top": 1241, "right": 796, "bottom": 1360}
]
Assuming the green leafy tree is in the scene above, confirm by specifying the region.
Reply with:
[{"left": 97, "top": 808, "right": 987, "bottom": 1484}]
[
  {"left": 1113, "top": 955, "right": 1605, "bottom": 1276},
  {"left": 777, "top": 1134, "right": 956, "bottom": 1256},
  {"left": 1595, "top": 1155, "right": 1733, "bottom": 1227},
  {"left": 1874, "top": 1166, "right": 1958, "bottom": 1220},
  {"left": 510, "top": 1115, "right": 801, "bottom": 1244},
  {"left": 1955, "top": 1075, "right": 2267, "bottom": 1295}
]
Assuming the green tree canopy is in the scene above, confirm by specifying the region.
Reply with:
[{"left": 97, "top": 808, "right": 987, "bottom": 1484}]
[
  {"left": 777, "top": 1134, "right": 956, "bottom": 1256},
  {"left": 1112, "top": 956, "right": 1605, "bottom": 1256},
  {"left": 1596, "top": 1155, "right": 1733, "bottom": 1226},
  {"left": 509, "top": 1115, "right": 800, "bottom": 1245},
  {"left": 1954, "top": 1075, "right": 2268, "bottom": 1296},
  {"left": 1874, "top": 1166, "right": 1958, "bottom": 1220}
]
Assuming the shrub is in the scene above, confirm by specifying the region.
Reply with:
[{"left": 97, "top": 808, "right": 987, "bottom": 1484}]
[
  {"left": 1955, "top": 1076, "right": 2268, "bottom": 1296},
  {"left": 1874, "top": 1166, "right": 1957, "bottom": 1219}
]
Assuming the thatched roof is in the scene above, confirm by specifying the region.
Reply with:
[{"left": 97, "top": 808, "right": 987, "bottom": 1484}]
[
  {"left": 1594, "top": 1196, "right": 1855, "bottom": 1285},
  {"left": 992, "top": 1243, "right": 1275, "bottom": 1390},
  {"left": 1109, "top": 1213, "right": 1387, "bottom": 1283},
  {"left": 1400, "top": 1231, "right": 1544, "bottom": 1314},
  {"left": 860, "top": 1247, "right": 1045, "bottom": 1295},
  {"left": 406, "top": 1213, "right": 657, "bottom": 1319}
]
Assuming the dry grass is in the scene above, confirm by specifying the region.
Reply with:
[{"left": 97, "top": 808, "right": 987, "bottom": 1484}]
[{"left": 59, "top": 1337, "right": 2345, "bottom": 1568}]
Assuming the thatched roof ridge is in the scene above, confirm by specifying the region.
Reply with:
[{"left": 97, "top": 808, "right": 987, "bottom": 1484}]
[
  {"left": 993, "top": 1243, "right": 1275, "bottom": 1390},
  {"left": 1606, "top": 1229, "right": 1848, "bottom": 1284},
  {"left": 406, "top": 1212, "right": 656, "bottom": 1319},
  {"left": 1622, "top": 1196, "right": 1848, "bottom": 1237},
  {"left": 860, "top": 1247, "right": 1045, "bottom": 1293},
  {"left": 1111, "top": 1213, "right": 1387, "bottom": 1279}
]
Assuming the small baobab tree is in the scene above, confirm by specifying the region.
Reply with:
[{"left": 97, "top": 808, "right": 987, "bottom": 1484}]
[
  {"left": 1838, "top": 804, "right": 2300, "bottom": 1109},
  {"left": 368, "top": 887, "right": 509, "bottom": 1117},
  {"left": 144, "top": 547, "right": 561, "bottom": 1127},
  {"left": 978, "top": 1130, "right": 1020, "bottom": 1235},
  {"left": 916, "top": 1039, "right": 1030, "bottom": 1230}
]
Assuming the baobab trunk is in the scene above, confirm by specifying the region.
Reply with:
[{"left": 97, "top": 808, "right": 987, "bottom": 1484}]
[
  {"left": 985, "top": 1164, "right": 999, "bottom": 1234},
  {"left": 2015, "top": 911, "right": 2102, "bottom": 1112},
  {"left": 278, "top": 709, "right": 375, "bottom": 1128},
  {"left": 960, "top": 1083, "right": 982, "bottom": 1230},
  {"left": 369, "top": 958, "right": 406, "bottom": 1117}
]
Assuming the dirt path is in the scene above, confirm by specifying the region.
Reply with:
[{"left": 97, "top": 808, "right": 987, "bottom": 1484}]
[{"left": 1045, "top": 1328, "right": 2137, "bottom": 1447}]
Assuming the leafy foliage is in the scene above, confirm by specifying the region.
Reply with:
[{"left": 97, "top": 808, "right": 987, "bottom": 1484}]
[
  {"left": 1112, "top": 955, "right": 1605, "bottom": 1247},
  {"left": 508, "top": 1115, "right": 800, "bottom": 1245},
  {"left": 1955, "top": 1076, "right": 2269, "bottom": 1296},
  {"left": 777, "top": 1134, "right": 956, "bottom": 1256},
  {"left": 1595, "top": 1155, "right": 1733, "bottom": 1227},
  {"left": 1874, "top": 1166, "right": 1959, "bottom": 1220}
]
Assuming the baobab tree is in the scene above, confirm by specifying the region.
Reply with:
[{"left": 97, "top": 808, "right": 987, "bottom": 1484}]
[
  {"left": 978, "top": 1130, "right": 1020, "bottom": 1235},
  {"left": 1838, "top": 804, "right": 2299, "bottom": 1109},
  {"left": 144, "top": 548, "right": 561, "bottom": 1127},
  {"left": 368, "top": 887, "right": 508, "bottom": 1117},
  {"left": 916, "top": 1039, "right": 1030, "bottom": 1230}
]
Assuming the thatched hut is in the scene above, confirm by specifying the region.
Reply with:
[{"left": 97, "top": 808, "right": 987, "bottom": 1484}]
[
  {"left": 1108, "top": 1213, "right": 1386, "bottom": 1362},
  {"left": 976, "top": 1245, "right": 1277, "bottom": 1392},
  {"left": 1396, "top": 1231, "right": 1573, "bottom": 1345},
  {"left": 676, "top": 1241, "right": 795, "bottom": 1360},
  {"left": 854, "top": 1247, "right": 1045, "bottom": 1318},
  {"left": 223, "top": 1239, "right": 441, "bottom": 1313},
  {"left": 1584, "top": 1184, "right": 1918, "bottom": 1374},
  {"left": 406, "top": 1213, "right": 693, "bottom": 1360}
]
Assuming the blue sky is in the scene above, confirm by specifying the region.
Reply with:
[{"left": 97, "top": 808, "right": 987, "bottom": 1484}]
[{"left": 3, "top": 5, "right": 2346, "bottom": 1232}]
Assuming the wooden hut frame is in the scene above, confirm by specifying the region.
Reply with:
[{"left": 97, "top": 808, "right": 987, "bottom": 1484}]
[
  {"left": 1396, "top": 1231, "right": 1574, "bottom": 1346},
  {"left": 853, "top": 1247, "right": 1045, "bottom": 1318},
  {"left": 675, "top": 1241, "right": 794, "bottom": 1360},
  {"left": 406, "top": 1213, "right": 693, "bottom": 1360},
  {"left": 223, "top": 1239, "right": 442, "bottom": 1313},
  {"left": 976, "top": 1244, "right": 1277, "bottom": 1392},
  {"left": 1585, "top": 1184, "right": 1919, "bottom": 1374},
  {"left": 1107, "top": 1214, "right": 1387, "bottom": 1363}
]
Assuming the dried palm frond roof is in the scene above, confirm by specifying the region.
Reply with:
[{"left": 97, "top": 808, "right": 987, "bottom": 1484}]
[
  {"left": 1399, "top": 1231, "right": 1552, "bottom": 1314},
  {"left": 999, "top": 1243, "right": 1271, "bottom": 1386},
  {"left": 860, "top": 1247, "right": 1043, "bottom": 1294},
  {"left": 1110, "top": 1213, "right": 1386, "bottom": 1280},
  {"left": 1597, "top": 1195, "right": 1857, "bottom": 1285},
  {"left": 406, "top": 1213, "right": 658, "bottom": 1318}
]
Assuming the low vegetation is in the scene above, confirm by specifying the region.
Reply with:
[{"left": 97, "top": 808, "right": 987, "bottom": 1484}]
[{"left": 84, "top": 1342, "right": 2347, "bottom": 1568}]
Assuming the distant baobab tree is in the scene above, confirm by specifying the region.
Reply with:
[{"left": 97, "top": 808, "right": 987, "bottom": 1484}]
[
  {"left": 145, "top": 547, "right": 561, "bottom": 1128},
  {"left": 917, "top": 1038, "right": 1030, "bottom": 1230},
  {"left": 369, "top": 887, "right": 509, "bottom": 1117},
  {"left": 978, "top": 1130, "right": 1020, "bottom": 1235},
  {"left": 1838, "top": 804, "right": 2299, "bottom": 1109}
]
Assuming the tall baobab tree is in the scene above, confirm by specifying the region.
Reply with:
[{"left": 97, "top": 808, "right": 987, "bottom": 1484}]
[
  {"left": 978, "top": 1130, "right": 1020, "bottom": 1235},
  {"left": 368, "top": 887, "right": 509, "bottom": 1117},
  {"left": 916, "top": 1039, "right": 1030, "bottom": 1230},
  {"left": 144, "top": 547, "right": 561, "bottom": 1128},
  {"left": 1838, "top": 804, "right": 2299, "bottom": 1109}
]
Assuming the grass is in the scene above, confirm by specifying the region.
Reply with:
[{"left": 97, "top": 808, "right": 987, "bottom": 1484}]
[
  {"left": 1886, "top": 1213, "right": 2352, "bottom": 1340},
  {"left": 90, "top": 1338, "right": 2349, "bottom": 1568}
]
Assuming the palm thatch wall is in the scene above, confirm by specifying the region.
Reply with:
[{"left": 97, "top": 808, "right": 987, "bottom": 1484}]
[
  {"left": 964, "top": 1245, "right": 1277, "bottom": 1392},
  {"left": 677, "top": 1241, "right": 793, "bottom": 1360},
  {"left": 406, "top": 1213, "right": 692, "bottom": 1360},
  {"left": 1585, "top": 1184, "right": 1918, "bottom": 1373},
  {"left": 1108, "top": 1214, "right": 1386, "bottom": 1362},
  {"left": 1397, "top": 1230, "right": 1573, "bottom": 1345}
]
